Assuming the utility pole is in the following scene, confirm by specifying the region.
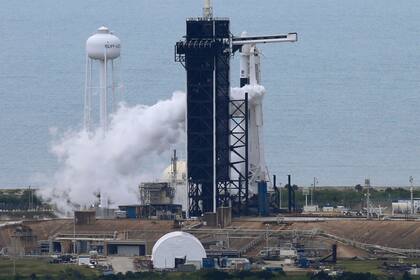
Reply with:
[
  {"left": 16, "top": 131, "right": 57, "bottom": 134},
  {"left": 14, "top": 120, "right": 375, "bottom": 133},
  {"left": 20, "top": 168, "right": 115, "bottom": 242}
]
[
  {"left": 279, "top": 184, "right": 282, "bottom": 209},
  {"left": 304, "top": 188, "right": 309, "bottom": 207},
  {"left": 73, "top": 214, "right": 76, "bottom": 255},
  {"left": 410, "top": 176, "right": 414, "bottom": 215},
  {"left": 365, "top": 179, "right": 371, "bottom": 219},
  {"left": 287, "top": 175, "right": 293, "bottom": 212},
  {"left": 311, "top": 177, "right": 318, "bottom": 205},
  {"left": 265, "top": 224, "right": 270, "bottom": 252},
  {"left": 28, "top": 186, "right": 32, "bottom": 211},
  {"left": 13, "top": 236, "right": 16, "bottom": 277}
]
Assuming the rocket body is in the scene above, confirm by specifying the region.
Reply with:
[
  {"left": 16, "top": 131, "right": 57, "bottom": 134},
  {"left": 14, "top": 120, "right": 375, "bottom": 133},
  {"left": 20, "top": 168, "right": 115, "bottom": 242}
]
[{"left": 239, "top": 39, "right": 269, "bottom": 191}]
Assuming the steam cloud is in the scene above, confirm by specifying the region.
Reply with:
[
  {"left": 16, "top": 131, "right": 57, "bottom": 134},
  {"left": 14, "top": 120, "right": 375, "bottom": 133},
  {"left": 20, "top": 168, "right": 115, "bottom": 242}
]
[
  {"left": 40, "top": 92, "right": 186, "bottom": 212},
  {"left": 230, "top": 84, "right": 266, "bottom": 103},
  {"left": 40, "top": 85, "right": 264, "bottom": 212}
]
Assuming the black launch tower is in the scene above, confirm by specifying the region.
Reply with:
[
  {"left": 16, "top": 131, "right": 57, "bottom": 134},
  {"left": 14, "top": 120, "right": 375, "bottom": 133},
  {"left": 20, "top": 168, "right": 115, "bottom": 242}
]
[{"left": 175, "top": 18, "right": 232, "bottom": 216}]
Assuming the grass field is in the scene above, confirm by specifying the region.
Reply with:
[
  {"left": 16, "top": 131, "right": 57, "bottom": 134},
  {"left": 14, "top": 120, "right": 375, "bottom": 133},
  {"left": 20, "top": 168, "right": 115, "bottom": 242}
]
[
  {"left": 337, "top": 259, "right": 385, "bottom": 275},
  {"left": 337, "top": 259, "right": 420, "bottom": 279},
  {"left": 0, "top": 259, "right": 310, "bottom": 280},
  {"left": 3, "top": 258, "right": 420, "bottom": 280},
  {"left": 0, "top": 257, "right": 99, "bottom": 279}
]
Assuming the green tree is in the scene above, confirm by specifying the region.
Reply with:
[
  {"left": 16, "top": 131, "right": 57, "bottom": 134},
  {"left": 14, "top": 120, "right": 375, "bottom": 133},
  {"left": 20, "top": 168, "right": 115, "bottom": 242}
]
[
  {"left": 202, "top": 270, "right": 232, "bottom": 280},
  {"left": 42, "top": 274, "right": 53, "bottom": 280},
  {"left": 402, "top": 271, "right": 412, "bottom": 280},
  {"left": 311, "top": 271, "right": 332, "bottom": 280},
  {"left": 337, "top": 272, "right": 377, "bottom": 280}
]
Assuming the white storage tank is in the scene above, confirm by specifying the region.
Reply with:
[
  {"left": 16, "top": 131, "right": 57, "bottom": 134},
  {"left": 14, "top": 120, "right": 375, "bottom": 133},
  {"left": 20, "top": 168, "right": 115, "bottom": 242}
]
[
  {"left": 322, "top": 206, "right": 334, "bottom": 212},
  {"left": 152, "top": 231, "right": 206, "bottom": 269},
  {"left": 86, "top": 26, "right": 121, "bottom": 60},
  {"left": 303, "top": 205, "right": 319, "bottom": 212},
  {"left": 392, "top": 202, "right": 410, "bottom": 214}
]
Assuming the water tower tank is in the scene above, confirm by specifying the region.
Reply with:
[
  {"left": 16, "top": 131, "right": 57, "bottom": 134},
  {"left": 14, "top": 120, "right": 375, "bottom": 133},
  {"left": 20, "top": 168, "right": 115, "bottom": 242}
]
[{"left": 86, "top": 26, "right": 121, "bottom": 60}]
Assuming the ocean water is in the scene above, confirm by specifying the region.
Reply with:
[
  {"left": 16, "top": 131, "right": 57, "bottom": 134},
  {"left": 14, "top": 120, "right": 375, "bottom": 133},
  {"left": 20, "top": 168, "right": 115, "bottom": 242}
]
[{"left": 1, "top": 0, "right": 420, "bottom": 187}]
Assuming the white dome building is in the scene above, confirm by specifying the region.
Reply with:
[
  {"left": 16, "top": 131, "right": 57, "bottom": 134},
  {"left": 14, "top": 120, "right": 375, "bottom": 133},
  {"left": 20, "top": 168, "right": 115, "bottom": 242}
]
[{"left": 152, "top": 231, "right": 206, "bottom": 269}]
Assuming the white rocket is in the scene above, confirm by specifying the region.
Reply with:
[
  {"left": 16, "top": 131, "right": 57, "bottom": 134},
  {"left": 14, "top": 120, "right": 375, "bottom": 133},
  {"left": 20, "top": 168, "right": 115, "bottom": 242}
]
[
  {"left": 234, "top": 32, "right": 298, "bottom": 189},
  {"left": 240, "top": 33, "right": 267, "bottom": 187}
]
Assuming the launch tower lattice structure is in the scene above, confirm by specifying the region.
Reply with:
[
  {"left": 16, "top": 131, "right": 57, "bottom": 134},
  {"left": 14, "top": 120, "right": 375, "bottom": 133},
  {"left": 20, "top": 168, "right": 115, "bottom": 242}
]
[{"left": 175, "top": 17, "right": 233, "bottom": 216}]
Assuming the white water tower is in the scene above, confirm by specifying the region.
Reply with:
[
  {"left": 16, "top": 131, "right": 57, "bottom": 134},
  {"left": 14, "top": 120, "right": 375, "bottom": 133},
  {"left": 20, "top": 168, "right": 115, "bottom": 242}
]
[{"left": 84, "top": 26, "right": 122, "bottom": 131}]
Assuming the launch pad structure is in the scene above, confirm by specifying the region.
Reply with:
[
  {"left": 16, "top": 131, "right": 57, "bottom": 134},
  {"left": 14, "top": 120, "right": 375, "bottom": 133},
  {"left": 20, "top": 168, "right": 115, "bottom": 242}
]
[
  {"left": 175, "top": 16, "right": 232, "bottom": 216},
  {"left": 176, "top": 0, "right": 297, "bottom": 217}
]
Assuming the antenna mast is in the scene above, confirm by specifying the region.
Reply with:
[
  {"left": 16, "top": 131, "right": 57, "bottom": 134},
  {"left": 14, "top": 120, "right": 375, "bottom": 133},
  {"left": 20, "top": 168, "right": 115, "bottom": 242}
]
[{"left": 203, "top": 0, "right": 213, "bottom": 18}]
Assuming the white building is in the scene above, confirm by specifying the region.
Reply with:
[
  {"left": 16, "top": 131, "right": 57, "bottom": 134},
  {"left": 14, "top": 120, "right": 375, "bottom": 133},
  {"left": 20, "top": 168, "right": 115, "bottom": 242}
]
[
  {"left": 151, "top": 231, "right": 206, "bottom": 269},
  {"left": 392, "top": 199, "right": 420, "bottom": 214}
]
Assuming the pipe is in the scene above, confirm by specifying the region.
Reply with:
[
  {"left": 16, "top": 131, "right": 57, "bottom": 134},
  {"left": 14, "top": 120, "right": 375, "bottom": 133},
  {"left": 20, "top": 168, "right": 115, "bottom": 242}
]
[{"left": 288, "top": 175, "right": 292, "bottom": 213}]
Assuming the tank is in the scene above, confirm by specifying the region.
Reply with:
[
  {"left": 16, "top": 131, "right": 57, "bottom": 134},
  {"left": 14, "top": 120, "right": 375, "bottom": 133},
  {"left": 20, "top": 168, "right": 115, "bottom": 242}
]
[
  {"left": 392, "top": 202, "right": 410, "bottom": 214},
  {"left": 86, "top": 26, "right": 121, "bottom": 60}
]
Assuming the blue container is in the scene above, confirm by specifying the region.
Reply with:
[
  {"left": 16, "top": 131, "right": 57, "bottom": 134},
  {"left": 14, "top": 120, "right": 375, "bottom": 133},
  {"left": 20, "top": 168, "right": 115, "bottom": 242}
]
[
  {"left": 126, "top": 207, "right": 137, "bottom": 219},
  {"left": 298, "top": 257, "right": 310, "bottom": 268},
  {"left": 258, "top": 181, "right": 268, "bottom": 216},
  {"left": 202, "top": 258, "right": 215, "bottom": 269}
]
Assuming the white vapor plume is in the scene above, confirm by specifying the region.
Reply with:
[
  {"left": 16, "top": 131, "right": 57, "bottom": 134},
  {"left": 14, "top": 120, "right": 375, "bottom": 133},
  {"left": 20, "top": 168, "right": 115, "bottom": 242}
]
[
  {"left": 41, "top": 91, "right": 186, "bottom": 211},
  {"left": 230, "top": 84, "right": 266, "bottom": 104}
]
